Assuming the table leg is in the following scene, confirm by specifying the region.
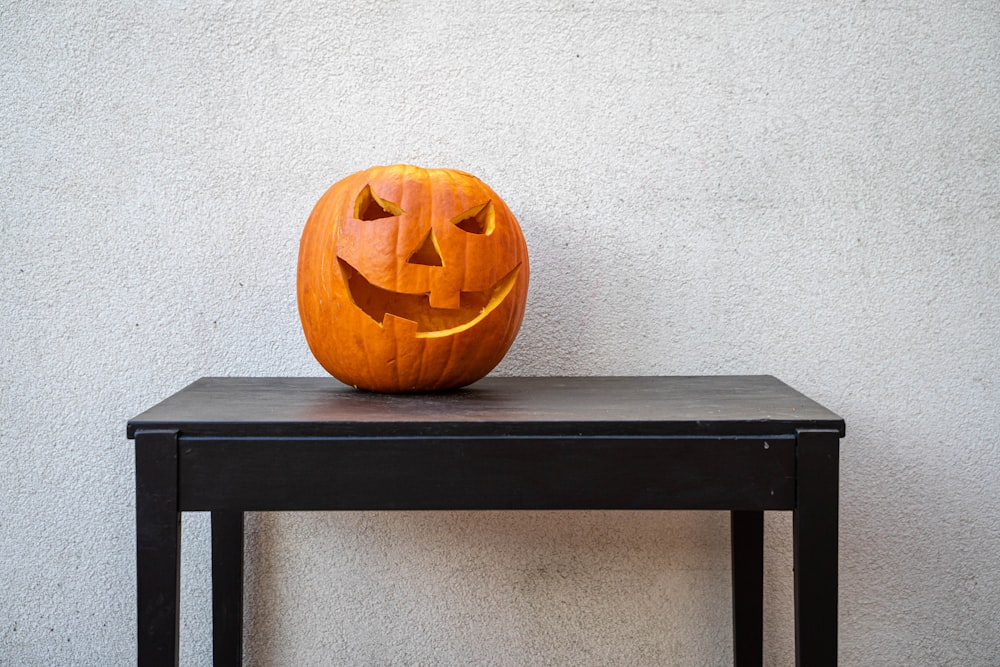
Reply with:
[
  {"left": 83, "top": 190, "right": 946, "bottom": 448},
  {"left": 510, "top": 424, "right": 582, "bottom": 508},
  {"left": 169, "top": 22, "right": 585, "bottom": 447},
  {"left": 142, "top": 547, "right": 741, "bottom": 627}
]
[
  {"left": 793, "top": 430, "right": 839, "bottom": 666},
  {"left": 731, "top": 510, "right": 763, "bottom": 667},
  {"left": 212, "top": 511, "right": 245, "bottom": 666},
  {"left": 135, "top": 429, "right": 181, "bottom": 667}
]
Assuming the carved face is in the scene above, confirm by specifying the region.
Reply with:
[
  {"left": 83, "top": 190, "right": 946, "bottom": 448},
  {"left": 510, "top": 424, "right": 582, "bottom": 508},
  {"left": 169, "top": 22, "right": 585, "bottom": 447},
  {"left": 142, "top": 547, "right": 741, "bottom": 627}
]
[{"left": 298, "top": 165, "right": 529, "bottom": 392}]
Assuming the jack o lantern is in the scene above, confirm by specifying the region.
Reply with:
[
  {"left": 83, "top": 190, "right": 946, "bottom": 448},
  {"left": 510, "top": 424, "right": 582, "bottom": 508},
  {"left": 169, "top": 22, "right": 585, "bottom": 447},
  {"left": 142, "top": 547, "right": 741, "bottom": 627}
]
[{"left": 297, "top": 164, "right": 529, "bottom": 392}]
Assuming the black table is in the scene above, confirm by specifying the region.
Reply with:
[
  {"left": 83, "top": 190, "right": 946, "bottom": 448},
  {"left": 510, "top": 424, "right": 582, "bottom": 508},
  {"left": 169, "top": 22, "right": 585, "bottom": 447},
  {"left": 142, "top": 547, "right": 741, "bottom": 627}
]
[{"left": 129, "top": 376, "right": 843, "bottom": 666}]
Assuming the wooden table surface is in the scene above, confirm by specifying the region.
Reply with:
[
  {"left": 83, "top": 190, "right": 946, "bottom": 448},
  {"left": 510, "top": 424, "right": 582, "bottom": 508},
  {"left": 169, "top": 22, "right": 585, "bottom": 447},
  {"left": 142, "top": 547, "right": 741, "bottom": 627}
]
[{"left": 128, "top": 375, "right": 844, "bottom": 438}]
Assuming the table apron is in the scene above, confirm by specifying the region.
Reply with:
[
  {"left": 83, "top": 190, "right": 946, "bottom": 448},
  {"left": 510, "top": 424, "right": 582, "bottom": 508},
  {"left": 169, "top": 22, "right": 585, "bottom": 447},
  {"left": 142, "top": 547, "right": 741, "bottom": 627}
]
[{"left": 175, "top": 435, "right": 796, "bottom": 512}]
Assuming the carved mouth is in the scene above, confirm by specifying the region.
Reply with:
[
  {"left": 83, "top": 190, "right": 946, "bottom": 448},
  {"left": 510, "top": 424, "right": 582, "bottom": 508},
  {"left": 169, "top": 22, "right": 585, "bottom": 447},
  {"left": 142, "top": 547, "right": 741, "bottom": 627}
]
[{"left": 338, "top": 258, "right": 520, "bottom": 338}]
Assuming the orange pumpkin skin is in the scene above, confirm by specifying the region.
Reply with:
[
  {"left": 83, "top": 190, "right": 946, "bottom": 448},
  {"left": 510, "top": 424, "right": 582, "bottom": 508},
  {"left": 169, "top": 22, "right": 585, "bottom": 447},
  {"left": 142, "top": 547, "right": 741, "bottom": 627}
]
[{"left": 297, "top": 165, "right": 529, "bottom": 392}]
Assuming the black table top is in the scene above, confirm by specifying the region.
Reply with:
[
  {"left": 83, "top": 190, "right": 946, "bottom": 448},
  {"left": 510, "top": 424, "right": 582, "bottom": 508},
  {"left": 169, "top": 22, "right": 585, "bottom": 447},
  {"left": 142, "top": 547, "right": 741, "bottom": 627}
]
[{"left": 127, "top": 376, "right": 844, "bottom": 439}]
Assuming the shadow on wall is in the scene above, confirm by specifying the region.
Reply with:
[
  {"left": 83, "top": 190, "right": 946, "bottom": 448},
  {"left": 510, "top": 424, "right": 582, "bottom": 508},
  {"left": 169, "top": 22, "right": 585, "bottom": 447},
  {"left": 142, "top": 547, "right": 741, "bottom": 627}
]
[{"left": 242, "top": 510, "right": 740, "bottom": 663}]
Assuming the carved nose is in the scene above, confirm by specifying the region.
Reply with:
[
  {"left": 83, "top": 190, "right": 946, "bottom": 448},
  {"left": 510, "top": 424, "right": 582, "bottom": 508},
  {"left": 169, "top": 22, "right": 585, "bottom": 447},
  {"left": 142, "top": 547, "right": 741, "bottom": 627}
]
[{"left": 407, "top": 230, "right": 443, "bottom": 266}]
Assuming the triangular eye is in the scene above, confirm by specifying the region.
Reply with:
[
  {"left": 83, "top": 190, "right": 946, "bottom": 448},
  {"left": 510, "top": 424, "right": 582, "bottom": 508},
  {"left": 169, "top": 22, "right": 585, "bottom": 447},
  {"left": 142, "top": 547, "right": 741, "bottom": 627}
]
[
  {"left": 452, "top": 201, "right": 494, "bottom": 235},
  {"left": 355, "top": 185, "right": 404, "bottom": 220}
]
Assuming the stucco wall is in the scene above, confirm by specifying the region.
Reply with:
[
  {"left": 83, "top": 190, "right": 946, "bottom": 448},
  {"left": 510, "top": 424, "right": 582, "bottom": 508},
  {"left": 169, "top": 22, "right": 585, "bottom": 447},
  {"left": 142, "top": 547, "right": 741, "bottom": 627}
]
[{"left": 2, "top": 1, "right": 998, "bottom": 664}]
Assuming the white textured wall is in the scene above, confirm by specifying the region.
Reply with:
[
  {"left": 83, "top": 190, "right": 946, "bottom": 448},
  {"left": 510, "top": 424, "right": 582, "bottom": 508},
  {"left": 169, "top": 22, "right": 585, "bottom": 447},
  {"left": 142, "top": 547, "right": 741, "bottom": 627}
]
[{"left": 2, "top": 1, "right": 998, "bottom": 664}]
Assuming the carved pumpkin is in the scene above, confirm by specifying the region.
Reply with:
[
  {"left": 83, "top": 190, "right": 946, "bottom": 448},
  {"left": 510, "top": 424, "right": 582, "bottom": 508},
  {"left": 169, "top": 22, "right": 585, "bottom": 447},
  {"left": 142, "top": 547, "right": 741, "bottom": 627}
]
[{"left": 297, "top": 164, "right": 529, "bottom": 392}]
